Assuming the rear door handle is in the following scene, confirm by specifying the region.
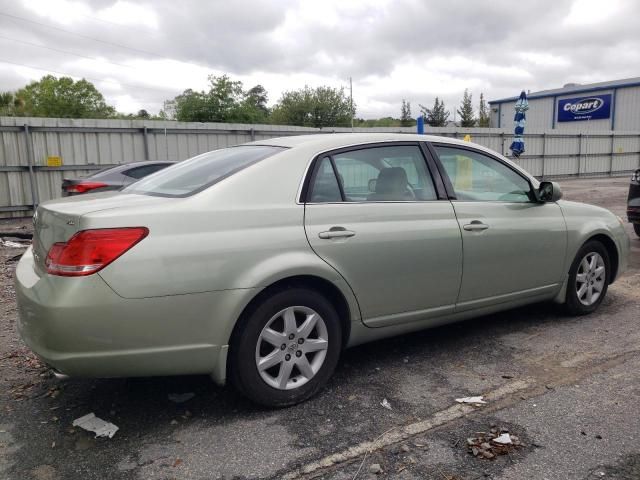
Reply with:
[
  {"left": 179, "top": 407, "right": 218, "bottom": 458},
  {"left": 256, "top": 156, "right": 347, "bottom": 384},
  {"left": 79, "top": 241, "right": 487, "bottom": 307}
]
[
  {"left": 318, "top": 227, "right": 356, "bottom": 239},
  {"left": 463, "top": 221, "right": 489, "bottom": 232}
]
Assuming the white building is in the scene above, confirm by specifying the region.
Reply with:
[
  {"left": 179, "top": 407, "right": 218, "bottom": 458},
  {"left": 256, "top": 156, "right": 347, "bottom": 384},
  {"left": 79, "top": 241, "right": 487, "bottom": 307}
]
[{"left": 489, "top": 77, "right": 640, "bottom": 131}]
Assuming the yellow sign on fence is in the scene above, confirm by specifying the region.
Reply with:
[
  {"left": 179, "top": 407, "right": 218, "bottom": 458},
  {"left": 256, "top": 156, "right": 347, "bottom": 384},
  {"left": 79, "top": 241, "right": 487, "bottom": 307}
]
[{"left": 46, "top": 156, "right": 62, "bottom": 167}]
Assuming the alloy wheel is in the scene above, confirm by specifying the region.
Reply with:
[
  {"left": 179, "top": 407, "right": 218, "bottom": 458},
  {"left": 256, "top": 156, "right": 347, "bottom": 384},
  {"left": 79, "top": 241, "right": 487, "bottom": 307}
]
[
  {"left": 575, "top": 252, "right": 606, "bottom": 306},
  {"left": 255, "top": 306, "right": 329, "bottom": 390}
]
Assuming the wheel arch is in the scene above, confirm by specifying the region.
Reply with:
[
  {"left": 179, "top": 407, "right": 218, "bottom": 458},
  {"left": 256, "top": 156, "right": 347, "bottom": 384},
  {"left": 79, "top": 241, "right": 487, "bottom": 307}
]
[
  {"left": 585, "top": 233, "right": 619, "bottom": 284},
  {"left": 230, "top": 275, "right": 353, "bottom": 349},
  {"left": 224, "top": 274, "right": 356, "bottom": 385}
]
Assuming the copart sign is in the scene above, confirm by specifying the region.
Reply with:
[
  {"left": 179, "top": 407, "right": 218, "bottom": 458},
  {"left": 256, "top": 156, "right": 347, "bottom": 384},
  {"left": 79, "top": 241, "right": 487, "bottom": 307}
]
[{"left": 557, "top": 94, "right": 612, "bottom": 122}]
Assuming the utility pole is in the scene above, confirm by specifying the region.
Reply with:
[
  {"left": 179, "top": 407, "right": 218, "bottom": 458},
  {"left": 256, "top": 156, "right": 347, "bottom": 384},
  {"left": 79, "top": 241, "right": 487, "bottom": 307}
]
[{"left": 350, "top": 77, "right": 354, "bottom": 132}]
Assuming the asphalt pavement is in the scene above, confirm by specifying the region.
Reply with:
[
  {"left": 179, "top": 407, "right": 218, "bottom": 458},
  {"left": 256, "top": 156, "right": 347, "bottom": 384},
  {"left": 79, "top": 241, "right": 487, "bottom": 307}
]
[{"left": 0, "top": 176, "right": 638, "bottom": 480}]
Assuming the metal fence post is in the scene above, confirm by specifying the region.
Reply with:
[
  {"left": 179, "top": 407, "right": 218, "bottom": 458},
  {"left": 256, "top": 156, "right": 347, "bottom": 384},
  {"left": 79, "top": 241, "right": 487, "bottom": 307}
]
[
  {"left": 609, "top": 132, "right": 614, "bottom": 176},
  {"left": 500, "top": 132, "right": 505, "bottom": 156},
  {"left": 577, "top": 133, "right": 582, "bottom": 177},
  {"left": 143, "top": 126, "right": 150, "bottom": 160},
  {"left": 23, "top": 124, "right": 40, "bottom": 209},
  {"left": 541, "top": 133, "right": 546, "bottom": 178},
  {"left": 249, "top": 128, "right": 256, "bottom": 141}
]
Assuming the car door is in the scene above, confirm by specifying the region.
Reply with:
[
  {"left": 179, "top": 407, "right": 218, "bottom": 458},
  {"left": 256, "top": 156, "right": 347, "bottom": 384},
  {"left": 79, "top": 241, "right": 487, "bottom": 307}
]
[
  {"left": 429, "top": 143, "right": 567, "bottom": 311},
  {"left": 303, "top": 143, "right": 462, "bottom": 328}
]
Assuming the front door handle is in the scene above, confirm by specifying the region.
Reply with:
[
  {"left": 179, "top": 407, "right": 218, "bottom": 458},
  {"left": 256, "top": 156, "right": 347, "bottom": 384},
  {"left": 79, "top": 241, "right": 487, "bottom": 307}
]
[
  {"left": 463, "top": 221, "right": 489, "bottom": 232},
  {"left": 318, "top": 227, "right": 356, "bottom": 239}
]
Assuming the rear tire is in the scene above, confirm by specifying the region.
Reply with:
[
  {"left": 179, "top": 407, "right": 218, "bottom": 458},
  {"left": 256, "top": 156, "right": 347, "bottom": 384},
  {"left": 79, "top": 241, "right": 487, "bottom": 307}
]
[
  {"left": 229, "top": 288, "right": 342, "bottom": 407},
  {"left": 565, "top": 241, "right": 610, "bottom": 316},
  {"left": 634, "top": 223, "right": 640, "bottom": 238}
]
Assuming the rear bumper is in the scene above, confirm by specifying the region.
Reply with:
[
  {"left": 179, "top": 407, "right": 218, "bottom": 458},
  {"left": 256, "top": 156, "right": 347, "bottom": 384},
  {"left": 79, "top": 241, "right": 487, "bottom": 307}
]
[{"left": 14, "top": 248, "right": 252, "bottom": 384}]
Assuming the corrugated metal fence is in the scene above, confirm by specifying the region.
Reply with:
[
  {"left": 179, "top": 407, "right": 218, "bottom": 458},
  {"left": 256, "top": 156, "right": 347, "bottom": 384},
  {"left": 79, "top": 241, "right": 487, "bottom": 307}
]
[{"left": 1, "top": 116, "right": 639, "bottom": 217}]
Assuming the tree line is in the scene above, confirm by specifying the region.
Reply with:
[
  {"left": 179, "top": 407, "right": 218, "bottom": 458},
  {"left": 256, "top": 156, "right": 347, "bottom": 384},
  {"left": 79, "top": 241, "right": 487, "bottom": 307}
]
[
  {"left": 418, "top": 90, "right": 490, "bottom": 127},
  {"left": 1, "top": 74, "right": 491, "bottom": 128}
]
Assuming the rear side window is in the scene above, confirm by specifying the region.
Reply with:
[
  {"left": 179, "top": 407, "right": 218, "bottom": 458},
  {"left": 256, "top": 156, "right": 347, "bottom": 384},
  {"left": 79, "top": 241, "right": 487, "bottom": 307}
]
[
  {"left": 124, "top": 146, "right": 285, "bottom": 197},
  {"left": 307, "top": 145, "right": 437, "bottom": 202},
  {"left": 309, "top": 157, "right": 342, "bottom": 202}
]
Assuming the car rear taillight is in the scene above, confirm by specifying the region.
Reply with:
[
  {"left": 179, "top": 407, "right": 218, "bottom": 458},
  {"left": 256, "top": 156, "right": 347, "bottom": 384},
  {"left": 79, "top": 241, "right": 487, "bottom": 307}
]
[
  {"left": 45, "top": 228, "right": 148, "bottom": 276},
  {"left": 63, "top": 181, "right": 108, "bottom": 194}
]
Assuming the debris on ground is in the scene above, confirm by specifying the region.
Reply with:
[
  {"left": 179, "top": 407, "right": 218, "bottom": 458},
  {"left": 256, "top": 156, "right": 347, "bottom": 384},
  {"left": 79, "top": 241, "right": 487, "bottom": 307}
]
[
  {"left": 455, "top": 396, "right": 487, "bottom": 405},
  {"left": 5, "top": 253, "right": 24, "bottom": 263},
  {"left": 168, "top": 392, "right": 195, "bottom": 403},
  {"left": 72, "top": 413, "right": 119, "bottom": 438},
  {"left": 466, "top": 426, "right": 523, "bottom": 459},
  {"left": 380, "top": 398, "right": 392, "bottom": 410},
  {"left": 493, "top": 433, "right": 513, "bottom": 445},
  {"left": 369, "top": 463, "right": 383, "bottom": 474},
  {"left": 1, "top": 238, "right": 29, "bottom": 248}
]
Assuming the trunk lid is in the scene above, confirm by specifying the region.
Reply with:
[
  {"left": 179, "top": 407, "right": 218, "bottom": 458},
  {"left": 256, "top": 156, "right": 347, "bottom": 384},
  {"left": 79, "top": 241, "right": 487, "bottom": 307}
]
[{"left": 32, "top": 192, "right": 168, "bottom": 272}]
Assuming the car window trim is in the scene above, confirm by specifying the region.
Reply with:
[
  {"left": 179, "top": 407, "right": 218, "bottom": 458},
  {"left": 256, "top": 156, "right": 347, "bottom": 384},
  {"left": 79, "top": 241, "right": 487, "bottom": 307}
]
[
  {"left": 427, "top": 142, "right": 536, "bottom": 203},
  {"left": 305, "top": 156, "right": 345, "bottom": 203},
  {"left": 301, "top": 141, "right": 446, "bottom": 204},
  {"left": 328, "top": 155, "right": 347, "bottom": 202}
]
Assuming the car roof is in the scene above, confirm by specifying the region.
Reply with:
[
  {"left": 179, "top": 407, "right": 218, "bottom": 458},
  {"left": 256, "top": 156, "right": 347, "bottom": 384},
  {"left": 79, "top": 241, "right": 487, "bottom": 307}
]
[
  {"left": 246, "top": 133, "right": 474, "bottom": 150},
  {"left": 245, "top": 133, "right": 537, "bottom": 185}
]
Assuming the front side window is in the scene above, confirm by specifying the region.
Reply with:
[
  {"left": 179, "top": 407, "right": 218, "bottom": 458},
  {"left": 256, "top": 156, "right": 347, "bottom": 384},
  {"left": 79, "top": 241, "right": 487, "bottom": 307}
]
[
  {"left": 434, "top": 146, "right": 533, "bottom": 203},
  {"left": 308, "top": 145, "right": 437, "bottom": 202},
  {"left": 124, "top": 145, "right": 285, "bottom": 197}
]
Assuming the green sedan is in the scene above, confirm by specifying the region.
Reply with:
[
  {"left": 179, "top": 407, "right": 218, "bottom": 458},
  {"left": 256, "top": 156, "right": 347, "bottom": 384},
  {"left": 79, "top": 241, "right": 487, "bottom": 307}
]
[{"left": 15, "top": 134, "right": 630, "bottom": 407}]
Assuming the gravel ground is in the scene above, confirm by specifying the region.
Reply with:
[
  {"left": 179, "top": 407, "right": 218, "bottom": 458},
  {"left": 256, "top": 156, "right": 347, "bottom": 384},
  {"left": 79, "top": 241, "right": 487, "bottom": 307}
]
[{"left": 0, "top": 177, "right": 638, "bottom": 480}]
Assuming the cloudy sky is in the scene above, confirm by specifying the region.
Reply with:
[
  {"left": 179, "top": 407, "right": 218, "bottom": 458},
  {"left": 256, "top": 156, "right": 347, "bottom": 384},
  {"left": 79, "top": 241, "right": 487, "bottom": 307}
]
[{"left": 0, "top": 0, "right": 638, "bottom": 119}]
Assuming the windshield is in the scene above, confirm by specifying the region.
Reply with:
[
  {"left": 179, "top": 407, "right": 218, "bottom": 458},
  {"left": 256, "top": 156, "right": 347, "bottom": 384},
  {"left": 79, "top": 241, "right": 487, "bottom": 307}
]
[{"left": 123, "top": 145, "right": 286, "bottom": 197}]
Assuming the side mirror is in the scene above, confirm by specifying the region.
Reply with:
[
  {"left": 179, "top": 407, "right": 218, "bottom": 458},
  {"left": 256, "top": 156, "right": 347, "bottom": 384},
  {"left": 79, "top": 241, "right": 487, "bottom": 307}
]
[{"left": 537, "top": 181, "right": 563, "bottom": 202}]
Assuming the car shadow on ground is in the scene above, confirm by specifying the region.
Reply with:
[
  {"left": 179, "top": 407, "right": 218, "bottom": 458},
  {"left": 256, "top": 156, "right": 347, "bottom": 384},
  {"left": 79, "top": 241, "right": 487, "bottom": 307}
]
[{"left": 22, "top": 299, "right": 568, "bottom": 424}]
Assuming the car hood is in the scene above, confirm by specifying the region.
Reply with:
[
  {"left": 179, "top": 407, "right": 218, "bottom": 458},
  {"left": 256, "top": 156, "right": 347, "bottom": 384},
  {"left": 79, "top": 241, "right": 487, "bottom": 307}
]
[{"left": 556, "top": 199, "right": 613, "bottom": 214}]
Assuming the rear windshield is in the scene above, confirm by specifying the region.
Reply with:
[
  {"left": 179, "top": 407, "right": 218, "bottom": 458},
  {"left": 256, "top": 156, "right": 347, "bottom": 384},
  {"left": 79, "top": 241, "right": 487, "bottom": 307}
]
[{"left": 123, "top": 145, "right": 286, "bottom": 197}]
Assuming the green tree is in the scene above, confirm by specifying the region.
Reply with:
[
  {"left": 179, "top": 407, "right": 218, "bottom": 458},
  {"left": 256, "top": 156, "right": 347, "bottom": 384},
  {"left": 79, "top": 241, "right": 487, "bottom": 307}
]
[
  {"left": 244, "top": 85, "right": 269, "bottom": 120},
  {"left": 166, "top": 75, "right": 269, "bottom": 123},
  {"left": 354, "top": 117, "right": 402, "bottom": 127},
  {"left": 400, "top": 99, "right": 413, "bottom": 127},
  {"left": 419, "top": 97, "right": 450, "bottom": 127},
  {"left": 457, "top": 89, "right": 476, "bottom": 127},
  {"left": 270, "top": 86, "right": 355, "bottom": 128},
  {"left": 15, "top": 75, "right": 115, "bottom": 118},
  {"left": 478, "top": 93, "right": 490, "bottom": 127},
  {"left": 0, "top": 91, "right": 23, "bottom": 116}
]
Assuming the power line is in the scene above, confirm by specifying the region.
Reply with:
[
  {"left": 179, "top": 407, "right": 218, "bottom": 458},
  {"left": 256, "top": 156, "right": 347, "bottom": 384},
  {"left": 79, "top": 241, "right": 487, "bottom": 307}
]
[
  {"left": 0, "top": 34, "right": 133, "bottom": 69},
  {"left": 0, "top": 12, "right": 167, "bottom": 60},
  {"left": 0, "top": 58, "right": 179, "bottom": 95}
]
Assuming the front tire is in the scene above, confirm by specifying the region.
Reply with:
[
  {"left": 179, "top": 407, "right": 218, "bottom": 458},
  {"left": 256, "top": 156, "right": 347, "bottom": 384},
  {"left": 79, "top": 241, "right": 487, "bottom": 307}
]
[
  {"left": 565, "top": 241, "right": 610, "bottom": 315},
  {"left": 230, "top": 288, "right": 342, "bottom": 407},
  {"left": 634, "top": 223, "right": 640, "bottom": 238}
]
